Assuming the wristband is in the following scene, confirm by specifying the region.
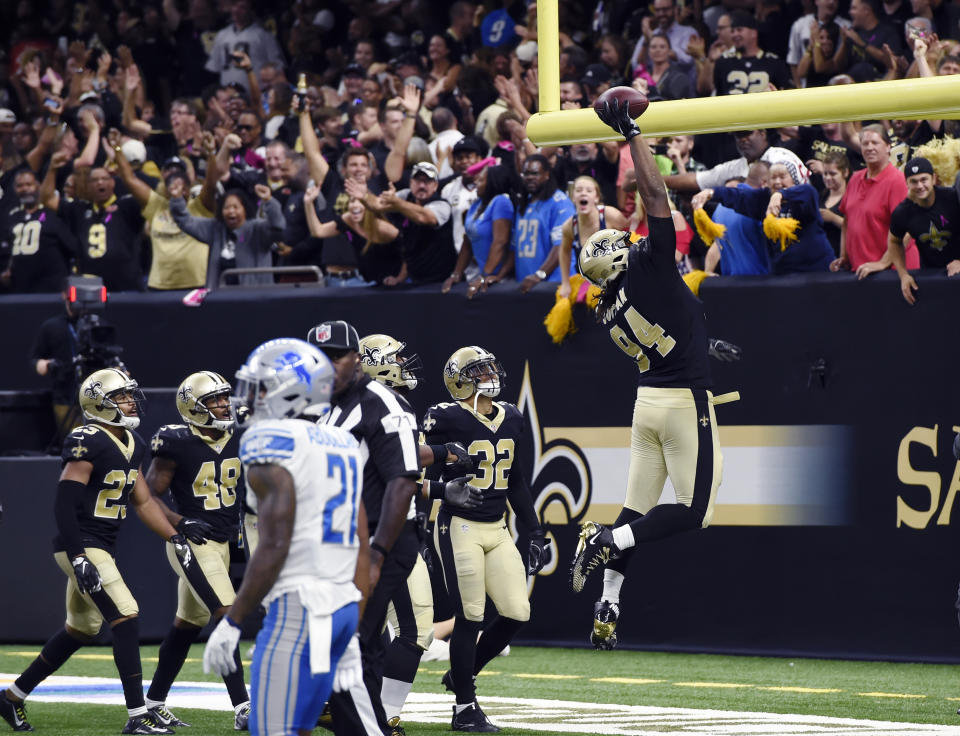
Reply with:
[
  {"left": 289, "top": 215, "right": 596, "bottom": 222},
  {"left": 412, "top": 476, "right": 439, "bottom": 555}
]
[
  {"left": 534, "top": 269, "right": 547, "bottom": 280},
  {"left": 224, "top": 614, "right": 242, "bottom": 630},
  {"left": 370, "top": 541, "right": 389, "bottom": 557},
  {"left": 427, "top": 479, "right": 445, "bottom": 500},
  {"left": 428, "top": 444, "right": 448, "bottom": 464}
]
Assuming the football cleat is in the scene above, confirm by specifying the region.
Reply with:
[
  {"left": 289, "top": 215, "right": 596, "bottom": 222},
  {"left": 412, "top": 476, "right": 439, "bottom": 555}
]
[
  {"left": 387, "top": 715, "right": 407, "bottom": 736},
  {"left": 451, "top": 702, "right": 500, "bottom": 733},
  {"left": 315, "top": 702, "right": 333, "bottom": 731},
  {"left": 148, "top": 704, "right": 190, "bottom": 728},
  {"left": 590, "top": 600, "right": 621, "bottom": 650},
  {"left": 441, "top": 670, "right": 456, "bottom": 693},
  {"left": 0, "top": 690, "right": 33, "bottom": 731},
  {"left": 234, "top": 701, "right": 250, "bottom": 731},
  {"left": 121, "top": 714, "right": 174, "bottom": 734},
  {"left": 569, "top": 521, "right": 621, "bottom": 593}
]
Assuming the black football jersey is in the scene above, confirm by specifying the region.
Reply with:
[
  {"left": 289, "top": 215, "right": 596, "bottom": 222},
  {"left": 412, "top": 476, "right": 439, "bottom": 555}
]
[
  {"left": 423, "top": 400, "right": 538, "bottom": 528},
  {"left": 151, "top": 424, "right": 242, "bottom": 543},
  {"left": 714, "top": 52, "right": 791, "bottom": 95},
  {"left": 58, "top": 195, "right": 144, "bottom": 292},
  {"left": 320, "top": 374, "right": 420, "bottom": 531},
  {"left": 0, "top": 205, "right": 78, "bottom": 293},
  {"left": 58, "top": 424, "right": 147, "bottom": 554},
  {"left": 598, "top": 215, "right": 712, "bottom": 389}
]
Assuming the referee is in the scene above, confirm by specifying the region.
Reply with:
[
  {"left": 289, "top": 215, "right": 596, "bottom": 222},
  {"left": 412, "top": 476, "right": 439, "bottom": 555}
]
[{"left": 308, "top": 320, "right": 421, "bottom": 736}]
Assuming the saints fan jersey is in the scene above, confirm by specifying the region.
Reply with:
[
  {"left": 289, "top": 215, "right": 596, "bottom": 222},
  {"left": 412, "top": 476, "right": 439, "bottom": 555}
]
[
  {"left": 57, "top": 424, "right": 147, "bottom": 555},
  {"left": 598, "top": 215, "right": 712, "bottom": 389},
  {"left": 423, "top": 400, "right": 539, "bottom": 529},
  {"left": 151, "top": 424, "right": 242, "bottom": 543}
]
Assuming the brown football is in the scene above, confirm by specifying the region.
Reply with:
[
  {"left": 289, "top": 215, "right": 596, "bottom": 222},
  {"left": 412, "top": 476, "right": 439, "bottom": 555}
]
[{"left": 594, "top": 86, "right": 649, "bottom": 120}]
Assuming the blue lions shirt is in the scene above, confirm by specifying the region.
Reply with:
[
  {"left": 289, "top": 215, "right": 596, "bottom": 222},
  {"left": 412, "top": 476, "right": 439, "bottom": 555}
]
[{"left": 513, "top": 191, "right": 575, "bottom": 281}]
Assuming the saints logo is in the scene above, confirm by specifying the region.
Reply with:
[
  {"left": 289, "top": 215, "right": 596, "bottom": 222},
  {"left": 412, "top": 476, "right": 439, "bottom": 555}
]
[
  {"left": 177, "top": 386, "right": 192, "bottom": 404},
  {"left": 70, "top": 442, "right": 88, "bottom": 459},
  {"left": 151, "top": 435, "right": 164, "bottom": 452},
  {"left": 423, "top": 414, "right": 437, "bottom": 432},
  {"left": 444, "top": 359, "right": 459, "bottom": 379},
  {"left": 361, "top": 346, "right": 382, "bottom": 366},
  {"left": 83, "top": 381, "right": 102, "bottom": 400},
  {"left": 919, "top": 222, "right": 950, "bottom": 252}
]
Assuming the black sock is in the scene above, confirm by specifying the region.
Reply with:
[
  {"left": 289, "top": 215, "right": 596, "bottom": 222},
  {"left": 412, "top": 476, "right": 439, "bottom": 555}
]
[
  {"left": 450, "top": 617, "right": 482, "bottom": 704},
  {"left": 146, "top": 625, "right": 199, "bottom": 702},
  {"left": 111, "top": 618, "right": 145, "bottom": 710},
  {"left": 627, "top": 503, "right": 702, "bottom": 544},
  {"left": 223, "top": 647, "right": 249, "bottom": 707},
  {"left": 383, "top": 636, "right": 422, "bottom": 686},
  {"left": 15, "top": 629, "right": 85, "bottom": 695},
  {"left": 608, "top": 508, "right": 644, "bottom": 575},
  {"left": 474, "top": 617, "right": 523, "bottom": 676}
]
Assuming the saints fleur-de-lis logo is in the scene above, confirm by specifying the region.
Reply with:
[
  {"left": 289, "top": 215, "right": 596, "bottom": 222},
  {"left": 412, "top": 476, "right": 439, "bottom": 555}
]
[
  {"left": 504, "top": 362, "right": 592, "bottom": 588},
  {"left": 177, "top": 386, "right": 192, "bottom": 404},
  {"left": 361, "top": 346, "right": 382, "bottom": 366},
  {"left": 71, "top": 442, "right": 88, "bottom": 459},
  {"left": 152, "top": 435, "right": 164, "bottom": 452},
  {"left": 444, "top": 359, "right": 459, "bottom": 379},
  {"left": 423, "top": 414, "right": 436, "bottom": 432},
  {"left": 83, "top": 381, "right": 102, "bottom": 400}
]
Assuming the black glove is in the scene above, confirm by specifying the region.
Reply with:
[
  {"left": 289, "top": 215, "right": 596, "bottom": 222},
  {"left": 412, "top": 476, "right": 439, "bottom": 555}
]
[
  {"left": 443, "top": 476, "right": 483, "bottom": 509},
  {"left": 169, "top": 533, "right": 193, "bottom": 569},
  {"left": 420, "top": 542, "right": 435, "bottom": 575},
  {"left": 445, "top": 442, "right": 474, "bottom": 476},
  {"left": 176, "top": 517, "right": 213, "bottom": 544},
  {"left": 596, "top": 97, "right": 641, "bottom": 141},
  {"left": 708, "top": 338, "right": 743, "bottom": 363},
  {"left": 71, "top": 555, "right": 102, "bottom": 595},
  {"left": 527, "top": 529, "right": 551, "bottom": 575}
]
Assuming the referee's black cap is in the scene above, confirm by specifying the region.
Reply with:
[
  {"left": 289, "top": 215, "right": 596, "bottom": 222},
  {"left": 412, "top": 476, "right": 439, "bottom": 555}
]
[{"left": 307, "top": 320, "right": 360, "bottom": 352}]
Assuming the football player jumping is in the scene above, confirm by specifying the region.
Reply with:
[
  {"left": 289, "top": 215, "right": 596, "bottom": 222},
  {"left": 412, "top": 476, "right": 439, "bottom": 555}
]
[
  {"left": 568, "top": 96, "right": 731, "bottom": 650},
  {"left": 143, "top": 372, "right": 251, "bottom": 731},
  {"left": 0, "top": 369, "right": 194, "bottom": 735},
  {"left": 424, "top": 347, "right": 549, "bottom": 733}
]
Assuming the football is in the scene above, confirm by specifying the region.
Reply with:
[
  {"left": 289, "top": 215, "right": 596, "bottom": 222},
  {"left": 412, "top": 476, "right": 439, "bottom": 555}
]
[{"left": 593, "top": 86, "right": 649, "bottom": 120}]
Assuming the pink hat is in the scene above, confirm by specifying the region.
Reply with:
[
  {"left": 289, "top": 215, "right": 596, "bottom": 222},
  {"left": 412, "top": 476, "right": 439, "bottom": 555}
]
[{"left": 465, "top": 156, "right": 497, "bottom": 178}]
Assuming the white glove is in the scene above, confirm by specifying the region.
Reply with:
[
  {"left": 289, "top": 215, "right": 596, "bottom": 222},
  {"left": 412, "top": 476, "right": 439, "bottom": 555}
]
[
  {"left": 203, "top": 616, "right": 242, "bottom": 676},
  {"left": 333, "top": 635, "right": 362, "bottom": 692}
]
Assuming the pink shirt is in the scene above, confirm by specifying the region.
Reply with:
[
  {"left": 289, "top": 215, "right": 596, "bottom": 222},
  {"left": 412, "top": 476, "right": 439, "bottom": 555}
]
[{"left": 840, "top": 163, "right": 918, "bottom": 270}]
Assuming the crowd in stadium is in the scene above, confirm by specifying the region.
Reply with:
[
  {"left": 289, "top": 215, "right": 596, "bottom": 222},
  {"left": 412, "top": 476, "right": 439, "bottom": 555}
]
[{"left": 1, "top": 0, "right": 959, "bottom": 303}]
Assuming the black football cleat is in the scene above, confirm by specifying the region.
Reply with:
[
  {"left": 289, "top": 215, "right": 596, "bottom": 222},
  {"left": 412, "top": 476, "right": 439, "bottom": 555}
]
[
  {"left": 590, "top": 599, "right": 620, "bottom": 650},
  {"left": 148, "top": 704, "right": 190, "bottom": 728},
  {"left": 120, "top": 714, "right": 174, "bottom": 734},
  {"left": 441, "top": 670, "right": 456, "bottom": 693},
  {"left": 386, "top": 715, "right": 406, "bottom": 736},
  {"left": 569, "top": 521, "right": 621, "bottom": 593},
  {"left": 234, "top": 701, "right": 250, "bottom": 731},
  {"left": 0, "top": 691, "right": 33, "bottom": 731},
  {"left": 451, "top": 702, "right": 500, "bottom": 733}
]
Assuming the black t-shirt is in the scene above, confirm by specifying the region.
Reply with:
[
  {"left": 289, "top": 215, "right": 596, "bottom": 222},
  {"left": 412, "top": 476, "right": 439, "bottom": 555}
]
[
  {"left": 597, "top": 215, "right": 712, "bottom": 389},
  {"left": 847, "top": 22, "right": 903, "bottom": 75},
  {"left": 31, "top": 313, "right": 81, "bottom": 405},
  {"left": 423, "top": 400, "right": 538, "bottom": 530},
  {"left": 58, "top": 425, "right": 147, "bottom": 555},
  {"left": 1, "top": 205, "right": 78, "bottom": 293},
  {"left": 890, "top": 187, "right": 960, "bottom": 268},
  {"left": 787, "top": 126, "right": 864, "bottom": 172},
  {"left": 174, "top": 21, "right": 221, "bottom": 96},
  {"left": 554, "top": 150, "right": 620, "bottom": 212},
  {"left": 59, "top": 195, "right": 144, "bottom": 292},
  {"left": 714, "top": 51, "right": 791, "bottom": 95},
  {"left": 151, "top": 424, "right": 242, "bottom": 543},
  {"left": 394, "top": 190, "right": 456, "bottom": 283},
  {"left": 319, "top": 374, "right": 420, "bottom": 532}
]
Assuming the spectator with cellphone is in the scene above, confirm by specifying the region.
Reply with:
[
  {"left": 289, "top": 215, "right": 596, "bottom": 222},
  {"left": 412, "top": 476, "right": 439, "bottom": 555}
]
[{"left": 205, "top": 0, "right": 285, "bottom": 93}]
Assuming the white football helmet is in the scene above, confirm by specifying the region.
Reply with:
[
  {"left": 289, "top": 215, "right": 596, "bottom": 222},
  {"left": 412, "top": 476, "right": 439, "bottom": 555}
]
[
  {"left": 176, "top": 371, "right": 234, "bottom": 431},
  {"left": 358, "top": 333, "right": 421, "bottom": 391},
  {"left": 579, "top": 228, "right": 632, "bottom": 287},
  {"left": 234, "top": 338, "right": 334, "bottom": 421},
  {"left": 79, "top": 368, "right": 145, "bottom": 429}
]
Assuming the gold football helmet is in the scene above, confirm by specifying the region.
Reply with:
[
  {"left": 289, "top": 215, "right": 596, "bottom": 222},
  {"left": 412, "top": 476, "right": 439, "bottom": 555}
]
[
  {"left": 176, "top": 371, "right": 234, "bottom": 431},
  {"left": 79, "top": 368, "right": 144, "bottom": 429},
  {"left": 579, "top": 228, "right": 632, "bottom": 287},
  {"left": 358, "top": 334, "right": 422, "bottom": 391},
  {"left": 443, "top": 346, "right": 505, "bottom": 401}
]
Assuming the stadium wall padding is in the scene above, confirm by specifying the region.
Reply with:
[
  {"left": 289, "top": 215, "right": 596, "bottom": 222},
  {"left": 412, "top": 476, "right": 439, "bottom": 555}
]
[{"left": 1, "top": 273, "right": 959, "bottom": 660}]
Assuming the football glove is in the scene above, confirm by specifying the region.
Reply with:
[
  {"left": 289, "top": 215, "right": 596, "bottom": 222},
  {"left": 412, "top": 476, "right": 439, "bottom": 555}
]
[
  {"left": 596, "top": 97, "right": 641, "bottom": 141},
  {"left": 334, "top": 635, "right": 362, "bottom": 692},
  {"left": 203, "top": 615, "right": 242, "bottom": 676},
  {"left": 445, "top": 441, "right": 474, "bottom": 475},
  {"left": 527, "top": 529, "right": 551, "bottom": 575},
  {"left": 443, "top": 476, "right": 483, "bottom": 509},
  {"left": 169, "top": 533, "right": 193, "bottom": 569},
  {"left": 71, "top": 555, "right": 102, "bottom": 595},
  {"left": 708, "top": 338, "right": 743, "bottom": 363},
  {"left": 176, "top": 517, "right": 213, "bottom": 544}
]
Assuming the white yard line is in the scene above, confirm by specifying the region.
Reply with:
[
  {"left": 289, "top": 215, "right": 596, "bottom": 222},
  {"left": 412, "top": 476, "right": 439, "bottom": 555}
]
[{"left": 1, "top": 673, "right": 956, "bottom": 735}]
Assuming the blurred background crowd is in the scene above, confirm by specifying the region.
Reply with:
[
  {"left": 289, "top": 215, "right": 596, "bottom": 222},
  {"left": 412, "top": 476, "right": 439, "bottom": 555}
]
[{"left": 1, "top": 0, "right": 960, "bottom": 301}]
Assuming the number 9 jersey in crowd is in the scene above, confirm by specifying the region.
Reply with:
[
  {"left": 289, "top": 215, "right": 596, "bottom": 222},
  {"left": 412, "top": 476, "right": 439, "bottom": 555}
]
[{"left": 239, "top": 419, "right": 363, "bottom": 607}]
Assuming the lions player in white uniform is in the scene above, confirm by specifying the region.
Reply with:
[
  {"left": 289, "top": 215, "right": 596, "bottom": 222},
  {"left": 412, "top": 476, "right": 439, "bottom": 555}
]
[{"left": 203, "top": 338, "right": 368, "bottom": 736}]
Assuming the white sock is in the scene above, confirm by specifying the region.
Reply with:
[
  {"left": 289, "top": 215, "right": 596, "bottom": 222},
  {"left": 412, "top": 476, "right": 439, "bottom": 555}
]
[
  {"left": 612, "top": 524, "right": 635, "bottom": 551},
  {"left": 601, "top": 569, "right": 625, "bottom": 605},
  {"left": 128, "top": 706, "right": 147, "bottom": 718},
  {"left": 8, "top": 685, "right": 27, "bottom": 701},
  {"left": 144, "top": 698, "right": 163, "bottom": 710},
  {"left": 381, "top": 677, "right": 413, "bottom": 722},
  {"left": 455, "top": 702, "right": 473, "bottom": 714}
]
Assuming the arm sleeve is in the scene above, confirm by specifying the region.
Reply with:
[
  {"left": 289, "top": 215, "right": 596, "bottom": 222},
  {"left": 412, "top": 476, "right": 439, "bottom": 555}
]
[
  {"left": 55, "top": 479, "right": 88, "bottom": 558},
  {"left": 367, "top": 404, "right": 421, "bottom": 480},
  {"left": 647, "top": 214, "right": 678, "bottom": 262},
  {"left": 696, "top": 159, "right": 743, "bottom": 191},
  {"left": 169, "top": 196, "right": 218, "bottom": 244},
  {"left": 425, "top": 199, "right": 452, "bottom": 228},
  {"left": 257, "top": 196, "right": 287, "bottom": 245},
  {"left": 712, "top": 185, "right": 770, "bottom": 220}
]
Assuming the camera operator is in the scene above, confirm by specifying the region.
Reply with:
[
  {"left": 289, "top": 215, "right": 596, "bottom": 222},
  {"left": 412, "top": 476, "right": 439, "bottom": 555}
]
[{"left": 30, "top": 276, "right": 124, "bottom": 446}]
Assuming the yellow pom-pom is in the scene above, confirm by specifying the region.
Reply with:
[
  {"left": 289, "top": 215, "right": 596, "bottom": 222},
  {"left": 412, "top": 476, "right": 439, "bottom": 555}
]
[
  {"left": 682, "top": 269, "right": 709, "bottom": 297},
  {"left": 913, "top": 137, "right": 960, "bottom": 187},
  {"left": 544, "top": 293, "right": 576, "bottom": 344},
  {"left": 585, "top": 284, "right": 602, "bottom": 309},
  {"left": 763, "top": 213, "right": 800, "bottom": 251},
  {"left": 693, "top": 208, "right": 726, "bottom": 246}
]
